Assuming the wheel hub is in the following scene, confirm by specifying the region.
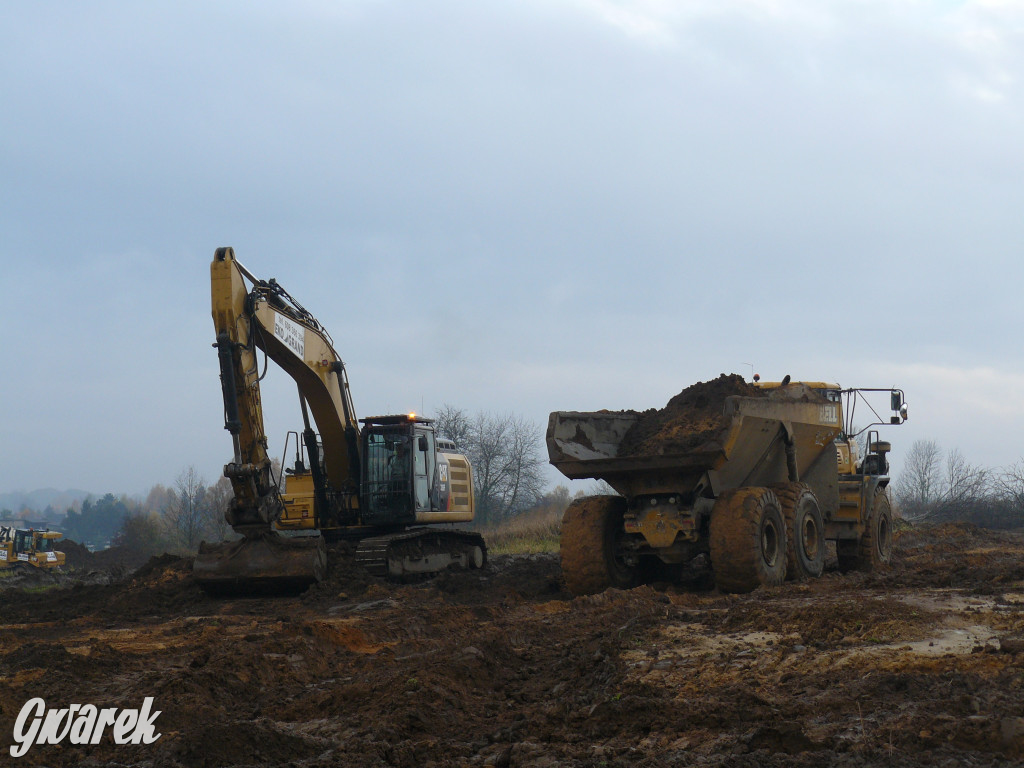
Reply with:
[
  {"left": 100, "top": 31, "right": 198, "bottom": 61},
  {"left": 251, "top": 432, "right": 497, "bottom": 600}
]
[
  {"left": 760, "top": 518, "right": 779, "bottom": 567},
  {"left": 802, "top": 516, "right": 820, "bottom": 559}
]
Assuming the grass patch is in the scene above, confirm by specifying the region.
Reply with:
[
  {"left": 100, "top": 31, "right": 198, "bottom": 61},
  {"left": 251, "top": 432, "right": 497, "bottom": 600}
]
[
  {"left": 484, "top": 506, "right": 563, "bottom": 555},
  {"left": 21, "top": 583, "right": 60, "bottom": 594}
]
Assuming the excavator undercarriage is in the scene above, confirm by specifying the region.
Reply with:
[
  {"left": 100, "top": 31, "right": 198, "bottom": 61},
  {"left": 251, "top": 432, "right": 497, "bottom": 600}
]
[{"left": 354, "top": 528, "right": 487, "bottom": 580}]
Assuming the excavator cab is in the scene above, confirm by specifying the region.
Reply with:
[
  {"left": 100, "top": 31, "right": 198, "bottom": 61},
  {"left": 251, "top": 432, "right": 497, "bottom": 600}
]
[
  {"left": 361, "top": 415, "right": 437, "bottom": 526},
  {"left": 14, "top": 529, "right": 33, "bottom": 556}
]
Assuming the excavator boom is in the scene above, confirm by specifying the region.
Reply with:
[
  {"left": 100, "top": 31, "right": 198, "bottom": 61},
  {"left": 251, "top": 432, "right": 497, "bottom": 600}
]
[{"left": 194, "top": 247, "right": 358, "bottom": 591}]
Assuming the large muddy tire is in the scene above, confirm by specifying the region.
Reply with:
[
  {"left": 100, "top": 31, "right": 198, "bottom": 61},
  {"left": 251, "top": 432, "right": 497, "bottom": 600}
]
[
  {"left": 771, "top": 482, "right": 825, "bottom": 580},
  {"left": 560, "top": 495, "right": 639, "bottom": 595},
  {"left": 709, "top": 487, "right": 787, "bottom": 593},
  {"left": 838, "top": 489, "right": 893, "bottom": 572}
]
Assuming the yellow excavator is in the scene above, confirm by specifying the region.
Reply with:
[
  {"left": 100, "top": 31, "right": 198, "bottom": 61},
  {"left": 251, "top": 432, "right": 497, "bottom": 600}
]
[{"left": 193, "top": 247, "right": 485, "bottom": 592}]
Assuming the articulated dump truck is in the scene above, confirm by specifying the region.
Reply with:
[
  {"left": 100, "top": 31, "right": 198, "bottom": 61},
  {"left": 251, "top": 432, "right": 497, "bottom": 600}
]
[{"left": 548, "top": 375, "right": 908, "bottom": 594}]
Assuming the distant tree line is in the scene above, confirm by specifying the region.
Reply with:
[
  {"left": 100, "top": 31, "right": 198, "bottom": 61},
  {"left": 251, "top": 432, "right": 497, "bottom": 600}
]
[
  {"left": 894, "top": 439, "right": 1024, "bottom": 528},
  {"left": 32, "top": 469, "right": 236, "bottom": 555},
  {"left": 63, "top": 494, "right": 131, "bottom": 547}
]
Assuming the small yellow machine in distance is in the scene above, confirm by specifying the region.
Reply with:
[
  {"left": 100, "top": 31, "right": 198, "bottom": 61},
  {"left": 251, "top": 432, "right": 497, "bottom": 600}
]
[{"left": 0, "top": 528, "right": 66, "bottom": 570}]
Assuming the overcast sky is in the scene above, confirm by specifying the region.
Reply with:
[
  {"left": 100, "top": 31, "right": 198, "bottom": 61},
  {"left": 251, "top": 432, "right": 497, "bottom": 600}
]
[{"left": 1, "top": 0, "right": 1022, "bottom": 497}]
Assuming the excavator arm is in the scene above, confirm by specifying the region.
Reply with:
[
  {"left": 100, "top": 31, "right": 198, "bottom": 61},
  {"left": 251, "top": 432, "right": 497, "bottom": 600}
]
[
  {"left": 210, "top": 247, "right": 360, "bottom": 530},
  {"left": 195, "top": 247, "right": 358, "bottom": 590}
]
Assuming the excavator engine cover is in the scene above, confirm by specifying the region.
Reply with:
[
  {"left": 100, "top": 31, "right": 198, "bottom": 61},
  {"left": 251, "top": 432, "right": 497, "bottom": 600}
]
[{"left": 193, "top": 532, "right": 326, "bottom": 594}]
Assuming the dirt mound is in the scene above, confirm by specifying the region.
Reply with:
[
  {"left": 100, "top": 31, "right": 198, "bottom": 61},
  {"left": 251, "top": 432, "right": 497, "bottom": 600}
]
[
  {"left": 3, "top": 641, "right": 76, "bottom": 671},
  {"left": 875, "top": 524, "right": 1024, "bottom": 593},
  {"left": 163, "top": 721, "right": 325, "bottom": 767},
  {"left": 55, "top": 538, "right": 93, "bottom": 567},
  {"left": 90, "top": 542, "right": 160, "bottom": 572},
  {"left": 619, "top": 373, "right": 765, "bottom": 456},
  {"left": 0, "top": 565, "right": 70, "bottom": 592},
  {"left": 56, "top": 538, "right": 161, "bottom": 573},
  {"left": 301, "top": 541, "right": 375, "bottom": 605},
  {"left": 133, "top": 552, "right": 192, "bottom": 581},
  {"left": 429, "top": 553, "right": 568, "bottom": 604}
]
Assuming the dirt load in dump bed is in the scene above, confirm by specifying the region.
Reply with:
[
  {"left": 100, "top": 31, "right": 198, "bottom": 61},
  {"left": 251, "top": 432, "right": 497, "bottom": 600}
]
[{"left": 618, "top": 373, "right": 767, "bottom": 456}]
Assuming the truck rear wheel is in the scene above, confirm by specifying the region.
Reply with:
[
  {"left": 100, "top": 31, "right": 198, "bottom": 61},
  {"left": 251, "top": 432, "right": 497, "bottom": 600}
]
[
  {"left": 710, "top": 487, "right": 787, "bottom": 593},
  {"left": 560, "top": 495, "right": 638, "bottom": 595},
  {"left": 771, "top": 483, "right": 825, "bottom": 579},
  {"left": 838, "top": 490, "right": 893, "bottom": 572}
]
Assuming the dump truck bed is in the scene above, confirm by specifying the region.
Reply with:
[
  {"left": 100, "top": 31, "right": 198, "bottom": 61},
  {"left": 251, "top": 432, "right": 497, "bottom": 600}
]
[{"left": 547, "top": 389, "right": 844, "bottom": 499}]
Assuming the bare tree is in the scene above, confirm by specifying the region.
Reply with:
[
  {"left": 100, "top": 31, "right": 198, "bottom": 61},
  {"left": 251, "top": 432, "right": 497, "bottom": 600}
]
[
  {"left": 143, "top": 483, "right": 176, "bottom": 514},
  {"left": 469, "top": 411, "right": 512, "bottom": 524},
  {"left": 895, "top": 441, "right": 993, "bottom": 524},
  {"left": 433, "top": 404, "right": 473, "bottom": 450},
  {"left": 894, "top": 439, "right": 943, "bottom": 522},
  {"left": 586, "top": 480, "right": 619, "bottom": 497},
  {"left": 432, "top": 406, "right": 547, "bottom": 526},
  {"left": 978, "top": 461, "right": 1024, "bottom": 528},
  {"left": 996, "top": 460, "right": 1024, "bottom": 510},
  {"left": 113, "top": 510, "right": 168, "bottom": 555},
  {"left": 163, "top": 466, "right": 207, "bottom": 550},
  {"left": 546, "top": 484, "right": 572, "bottom": 510},
  {"left": 936, "top": 448, "right": 989, "bottom": 519},
  {"left": 894, "top": 441, "right": 1024, "bottom": 529},
  {"left": 491, "top": 413, "right": 546, "bottom": 520},
  {"left": 201, "top": 476, "right": 234, "bottom": 541}
]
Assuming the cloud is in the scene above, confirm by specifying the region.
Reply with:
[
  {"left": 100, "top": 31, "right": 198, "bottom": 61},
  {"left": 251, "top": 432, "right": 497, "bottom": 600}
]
[
  {"left": 1, "top": 1, "right": 1022, "bottom": 494},
  {"left": 941, "top": 0, "right": 1024, "bottom": 102}
]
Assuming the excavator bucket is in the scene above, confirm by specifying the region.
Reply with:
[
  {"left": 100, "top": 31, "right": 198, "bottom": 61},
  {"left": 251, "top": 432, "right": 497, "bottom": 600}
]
[{"left": 193, "top": 533, "right": 326, "bottom": 594}]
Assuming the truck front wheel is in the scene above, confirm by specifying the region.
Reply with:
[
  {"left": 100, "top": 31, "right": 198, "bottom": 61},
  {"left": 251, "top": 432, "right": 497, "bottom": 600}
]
[
  {"left": 839, "top": 490, "right": 893, "bottom": 572},
  {"left": 560, "top": 495, "right": 638, "bottom": 595}
]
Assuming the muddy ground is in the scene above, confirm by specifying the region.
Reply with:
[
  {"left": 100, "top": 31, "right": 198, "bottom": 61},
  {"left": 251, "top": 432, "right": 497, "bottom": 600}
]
[{"left": 3, "top": 523, "right": 1024, "bottom": 767}]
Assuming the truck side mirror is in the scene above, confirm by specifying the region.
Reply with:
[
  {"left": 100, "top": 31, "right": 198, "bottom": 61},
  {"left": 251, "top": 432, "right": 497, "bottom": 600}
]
[{"left": 891, "top": 391, "right": 902, "bottom": 411}]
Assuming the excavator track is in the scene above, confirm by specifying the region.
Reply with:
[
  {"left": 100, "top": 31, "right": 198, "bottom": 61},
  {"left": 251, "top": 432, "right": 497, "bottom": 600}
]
[{"left": 354, "top": 528, "right": 487, "bottom": 580}]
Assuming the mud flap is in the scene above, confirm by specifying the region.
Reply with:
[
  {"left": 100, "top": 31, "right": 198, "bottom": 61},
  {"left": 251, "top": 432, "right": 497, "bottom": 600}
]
[{"left": 193, "top": 532, "right": 326, "bottom": 594}]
